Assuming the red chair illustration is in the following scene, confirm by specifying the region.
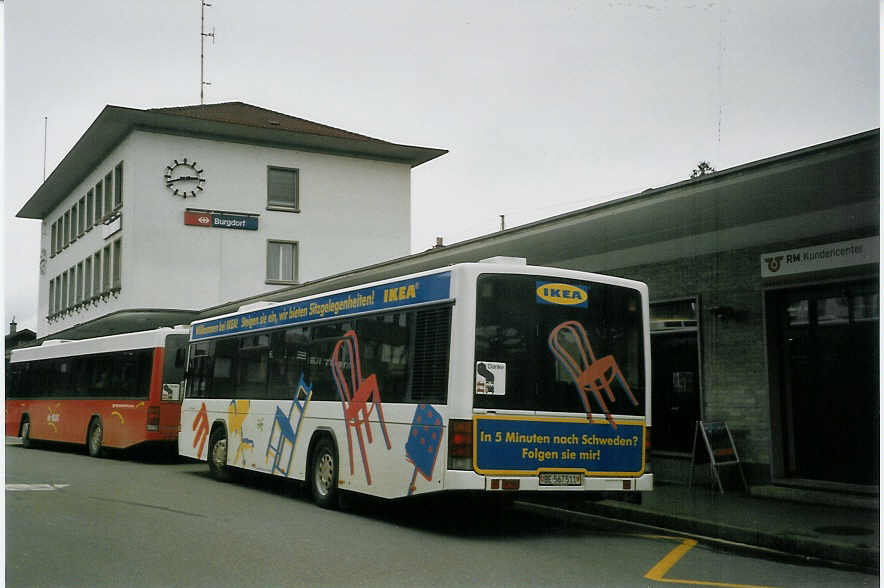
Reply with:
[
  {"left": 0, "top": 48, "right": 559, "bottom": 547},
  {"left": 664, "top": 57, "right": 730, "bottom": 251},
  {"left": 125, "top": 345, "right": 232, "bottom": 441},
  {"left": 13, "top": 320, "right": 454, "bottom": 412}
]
[
  {"left": 331, "top": 330, "right": 391, "bottom": 485},
  {"left": 548, "top": 320, "right": 638, "bottom": 428}
]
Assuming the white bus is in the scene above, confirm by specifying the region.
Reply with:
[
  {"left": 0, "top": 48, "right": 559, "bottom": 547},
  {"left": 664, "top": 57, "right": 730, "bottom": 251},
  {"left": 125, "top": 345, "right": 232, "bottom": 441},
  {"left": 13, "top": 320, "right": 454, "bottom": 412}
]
[{"left": 178, "top": 259, "right": 652, "bottom": 507}]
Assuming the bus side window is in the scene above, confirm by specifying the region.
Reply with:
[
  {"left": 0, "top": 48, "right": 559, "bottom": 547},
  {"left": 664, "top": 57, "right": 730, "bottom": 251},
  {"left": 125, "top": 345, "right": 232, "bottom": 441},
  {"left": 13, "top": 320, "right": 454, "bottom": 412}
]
[
  {"left": 187, "top": 342, "right": 213, "bottom": 399},
  {"left": 92, "top": 355, "right": 114, "bottom": 396}
]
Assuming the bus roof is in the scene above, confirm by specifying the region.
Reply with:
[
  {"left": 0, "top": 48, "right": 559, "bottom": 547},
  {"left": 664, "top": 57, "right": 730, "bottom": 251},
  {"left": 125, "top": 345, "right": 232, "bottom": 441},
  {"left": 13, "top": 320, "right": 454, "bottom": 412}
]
[{"left": 9, "top": 327, "right": 190, "bottom": 364}]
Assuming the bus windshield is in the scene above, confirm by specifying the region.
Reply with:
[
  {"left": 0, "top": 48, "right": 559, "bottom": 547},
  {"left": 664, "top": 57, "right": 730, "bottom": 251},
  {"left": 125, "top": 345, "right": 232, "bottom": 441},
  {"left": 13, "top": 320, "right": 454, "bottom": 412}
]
[{"left": 474, "top": 273, "right": 645, "bottom": 417}]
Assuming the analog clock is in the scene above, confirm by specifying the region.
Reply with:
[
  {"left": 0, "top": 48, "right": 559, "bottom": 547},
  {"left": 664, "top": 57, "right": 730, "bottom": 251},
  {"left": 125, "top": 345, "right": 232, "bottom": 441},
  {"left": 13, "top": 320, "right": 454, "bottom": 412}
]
[{"left": 164, "top": 158, "right": 206, "bottom": 198}]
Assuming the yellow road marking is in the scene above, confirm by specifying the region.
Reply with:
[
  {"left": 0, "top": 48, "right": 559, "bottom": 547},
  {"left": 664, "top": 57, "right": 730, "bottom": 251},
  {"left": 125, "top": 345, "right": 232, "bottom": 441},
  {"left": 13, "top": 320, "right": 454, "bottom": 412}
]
[{"left": 642, "top": 535, "right": 779, "bottom": 588}]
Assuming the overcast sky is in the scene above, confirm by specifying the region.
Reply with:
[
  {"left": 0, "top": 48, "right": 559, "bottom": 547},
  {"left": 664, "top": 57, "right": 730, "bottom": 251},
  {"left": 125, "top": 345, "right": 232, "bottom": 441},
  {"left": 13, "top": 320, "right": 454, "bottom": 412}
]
[{"left": 3, "top": 0, "right": 879, "bottom": 333}]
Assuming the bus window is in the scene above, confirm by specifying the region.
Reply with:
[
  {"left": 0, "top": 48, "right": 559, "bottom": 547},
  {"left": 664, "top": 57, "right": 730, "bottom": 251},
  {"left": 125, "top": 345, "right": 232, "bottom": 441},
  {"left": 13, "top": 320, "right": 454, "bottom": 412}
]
[{"left": 474, "top": 274, "right": 645, "bottom": 416}]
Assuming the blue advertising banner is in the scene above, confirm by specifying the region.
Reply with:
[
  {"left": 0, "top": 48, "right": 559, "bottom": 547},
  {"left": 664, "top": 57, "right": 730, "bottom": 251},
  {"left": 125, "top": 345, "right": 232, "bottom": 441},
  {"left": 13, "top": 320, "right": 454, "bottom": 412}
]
[
  {"left": 474, "top": 416, "right": 645, "bottom": 476},
  {"left": 192, "top": 272, "right": 452, "bottom": 340}
]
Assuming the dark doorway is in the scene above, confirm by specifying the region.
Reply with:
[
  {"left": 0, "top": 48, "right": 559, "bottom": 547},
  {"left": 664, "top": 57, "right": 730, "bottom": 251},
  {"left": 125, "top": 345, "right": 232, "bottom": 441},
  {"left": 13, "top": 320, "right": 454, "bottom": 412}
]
[
  {"left": 651, "top": 332, "right": 701, "bottom": 453},
  {"left": 771, "top": 280, "right": 879, "bottom": 485}
]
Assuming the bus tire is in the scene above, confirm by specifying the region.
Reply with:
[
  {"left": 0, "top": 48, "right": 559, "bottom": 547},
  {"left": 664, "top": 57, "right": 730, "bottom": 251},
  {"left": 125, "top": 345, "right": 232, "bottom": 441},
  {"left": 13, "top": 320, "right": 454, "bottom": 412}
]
[
  {"left": 87, "top": 417, "right": 104, "bottom": 458},
  {"left": 20, "top": 418, "right": 33, "bottom": 449},
  {"left": 310, "top": 437, "right": 339, "bottom": 509},
  {"left": 208, "top": 427, "right": 232, "bottom": 482}
]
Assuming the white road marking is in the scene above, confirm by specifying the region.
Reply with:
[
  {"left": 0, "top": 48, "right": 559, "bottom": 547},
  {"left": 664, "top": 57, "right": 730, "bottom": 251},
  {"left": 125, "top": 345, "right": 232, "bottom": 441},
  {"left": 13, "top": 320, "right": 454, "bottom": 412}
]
[{"left": 6, "top": 484, "right": 70, "bottom": 491}]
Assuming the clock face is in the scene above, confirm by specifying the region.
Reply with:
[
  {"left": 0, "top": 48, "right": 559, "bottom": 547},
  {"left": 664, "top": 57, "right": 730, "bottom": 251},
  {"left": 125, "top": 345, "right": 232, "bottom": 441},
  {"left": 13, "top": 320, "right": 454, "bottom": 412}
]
[{"left": 164, "top": 158, "right": 206, "bottom": 197}]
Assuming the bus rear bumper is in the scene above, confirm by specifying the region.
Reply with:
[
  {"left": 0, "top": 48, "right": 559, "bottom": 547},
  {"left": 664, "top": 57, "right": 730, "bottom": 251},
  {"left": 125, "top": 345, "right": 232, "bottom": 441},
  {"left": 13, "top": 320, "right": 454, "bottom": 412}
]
[{"left": 445, "top": 471, "right": 654, "bottom": 493}]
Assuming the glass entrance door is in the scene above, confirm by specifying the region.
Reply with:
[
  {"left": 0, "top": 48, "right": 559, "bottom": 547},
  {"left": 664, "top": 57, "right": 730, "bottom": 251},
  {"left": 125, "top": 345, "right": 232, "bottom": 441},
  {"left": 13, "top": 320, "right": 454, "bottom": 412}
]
[{"left": 774, "top": 280, "right": 879, "bottom": 485}]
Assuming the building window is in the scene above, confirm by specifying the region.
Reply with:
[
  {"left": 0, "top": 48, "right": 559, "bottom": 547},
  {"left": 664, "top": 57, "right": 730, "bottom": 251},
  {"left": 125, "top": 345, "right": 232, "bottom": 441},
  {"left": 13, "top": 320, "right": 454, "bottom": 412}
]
[
  {"left": 112, "top": 239, "right": 122, "bottom": 289},
  {"left": 71, "top": 204, "right": 78, "bottom": 243},
  {"left": 50, "top": 222, "right": 57, "bottom": 257},
  {"left": 114, "top": 162, "right": 123, "bottom": 209},
  {"left": 64, "top": 210, "right": 71, "bottom": 247},
  {"left": 267, "top": 167, "right": 299, "bottom": 211},
  {"left": 84, "top": 257, "right": 92, "bottom": 300},
  {"left": 78, "top": 197, "right": 86, "bottom": 236},
  {"left": 266, "top": 240, "right": 298, "bottom": 283},
  {"left": 95, "top": 180, "right": 103, "bottom": 224},
  {"left": 102, "top": 245, "right": 111, "bottom": 292},
  {"left": 61, "top": 272, "right": 68, "bottom": 310},
  {"left": 49, "top": 280, "right": 55, "bottom": 316},
  {"left": 55, "top": 276, "right": 62, "bottom": 313},
  {"left": 67, "top": 267, "right": 76, "bottom": 309},
  {"left": 93, "top": 251, "right": 102, "bottom": 297},
  {"left": 76, "top": 262, "right": 84, "bottom": 305},
  {"left": 86, "top": 190, "right": 94, "bottom": 231},
  {"left": 104, "top": 172, "right": 113, "bottom": 218}
]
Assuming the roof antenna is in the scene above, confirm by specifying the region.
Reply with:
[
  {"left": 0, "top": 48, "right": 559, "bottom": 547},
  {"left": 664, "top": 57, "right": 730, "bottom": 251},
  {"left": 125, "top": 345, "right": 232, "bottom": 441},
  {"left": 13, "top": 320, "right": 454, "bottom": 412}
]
[
  {"left": 42, "top": 116, "right": 48, "bottom": 180},
  {"left": 200, "top": 1, "right": 216, "bottom": 104}
]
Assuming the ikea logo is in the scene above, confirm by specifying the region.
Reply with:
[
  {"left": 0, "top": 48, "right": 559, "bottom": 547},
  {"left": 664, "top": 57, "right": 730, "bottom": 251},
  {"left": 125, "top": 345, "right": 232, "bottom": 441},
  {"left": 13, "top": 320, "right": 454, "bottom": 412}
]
[
  {"left": 536, "top": 282, "right": 588, "bottom": 307},
  {"left": 383, "top": 283, "right": 417, "bottom": 303}
]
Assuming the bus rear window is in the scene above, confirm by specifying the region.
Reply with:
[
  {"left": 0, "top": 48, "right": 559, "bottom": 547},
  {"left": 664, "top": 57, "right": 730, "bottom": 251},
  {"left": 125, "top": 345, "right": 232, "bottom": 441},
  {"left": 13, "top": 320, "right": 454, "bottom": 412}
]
[{"left": 474, "top": 274, "right": 645, "bottom": 416}]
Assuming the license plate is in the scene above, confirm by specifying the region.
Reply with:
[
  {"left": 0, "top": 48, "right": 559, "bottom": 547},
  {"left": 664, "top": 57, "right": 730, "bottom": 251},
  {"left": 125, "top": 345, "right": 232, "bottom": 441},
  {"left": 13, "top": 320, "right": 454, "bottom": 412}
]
[{"left": 539, "top": 472, "right": 583, "bottom": 486}]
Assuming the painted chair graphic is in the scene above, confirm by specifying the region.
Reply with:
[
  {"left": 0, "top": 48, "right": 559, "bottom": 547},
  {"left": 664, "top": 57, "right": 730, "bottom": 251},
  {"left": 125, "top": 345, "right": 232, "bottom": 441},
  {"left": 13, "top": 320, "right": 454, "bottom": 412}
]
[
  {"left": 228, "top": 399, "right": 254, "bottom": 466},
  {"left": 265, "top": 374, "right": 312, "bottom": 477},
  {"left": 331, "top": 330, "right": 391, "bottom": 485},
  {"left": 548, "top": 320, "right": 638, "bottom": 428}
]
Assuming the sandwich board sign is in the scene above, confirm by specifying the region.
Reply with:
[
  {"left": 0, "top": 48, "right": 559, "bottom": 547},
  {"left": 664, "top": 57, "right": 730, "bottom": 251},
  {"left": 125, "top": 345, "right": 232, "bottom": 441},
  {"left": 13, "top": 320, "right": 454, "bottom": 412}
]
[{"left": 688, "top": 421, "right": 748, "bottom": 494}]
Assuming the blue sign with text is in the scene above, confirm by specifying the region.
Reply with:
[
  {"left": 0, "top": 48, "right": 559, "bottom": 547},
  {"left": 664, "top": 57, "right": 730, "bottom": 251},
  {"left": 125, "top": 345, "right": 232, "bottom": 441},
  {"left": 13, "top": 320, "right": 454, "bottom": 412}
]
[
  {"left": 474, "top": 416, "right": 645, "bottom": 475},
  {"left": 192, "top": 272, "right": 452, "bottom": 341}
]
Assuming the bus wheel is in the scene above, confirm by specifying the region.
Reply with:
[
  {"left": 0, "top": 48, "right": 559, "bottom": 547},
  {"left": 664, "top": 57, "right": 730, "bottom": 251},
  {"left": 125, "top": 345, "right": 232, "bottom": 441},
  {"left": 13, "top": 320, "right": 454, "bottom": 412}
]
[
  {"left": 87, "top": 418, "right": 103, "bottom": 458},
  {"left": 20, "top": 419, "right": 33, "bottom": 449},
  {"left": 208, "top": 428, "right": 232, "bottom": 482},
  {"left": 310, "top": 437, "right": 339, "bottom": 509}
]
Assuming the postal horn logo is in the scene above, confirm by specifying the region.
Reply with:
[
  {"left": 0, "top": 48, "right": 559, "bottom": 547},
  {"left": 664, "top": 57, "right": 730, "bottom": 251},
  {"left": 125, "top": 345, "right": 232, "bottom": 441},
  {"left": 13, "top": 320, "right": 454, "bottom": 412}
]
[
  {"left": 765, "top": 255, "right": 784, "bottom": 273},
  {"left": 536, "top": 282, "right": 588, "bottom": 307}
]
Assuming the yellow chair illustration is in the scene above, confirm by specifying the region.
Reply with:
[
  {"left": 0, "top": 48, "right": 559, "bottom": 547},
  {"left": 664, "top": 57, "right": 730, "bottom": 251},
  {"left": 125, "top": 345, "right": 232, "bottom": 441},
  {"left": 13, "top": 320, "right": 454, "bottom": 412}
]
[{"left": 228, "top": 399, "right": 254, "bottom": 465}]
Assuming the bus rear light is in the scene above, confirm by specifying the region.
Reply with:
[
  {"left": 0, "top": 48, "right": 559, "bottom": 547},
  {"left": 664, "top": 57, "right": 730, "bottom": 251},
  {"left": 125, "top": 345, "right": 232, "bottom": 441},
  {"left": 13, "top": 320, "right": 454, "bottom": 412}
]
[
  {"left": 490, "top": 479, "right": 500, "bottom": 489},
  {"left": 645, "top": 427, "right": 651, "bottom": 450},
  {"left": 501, "top": 479, "right": 520, "bottom": 490},
  {"left": 448, "top": 419, "right": 473, "bottom": 471},
  {"left": 146, "top": 406, "right": 160, "bottom": 432}
]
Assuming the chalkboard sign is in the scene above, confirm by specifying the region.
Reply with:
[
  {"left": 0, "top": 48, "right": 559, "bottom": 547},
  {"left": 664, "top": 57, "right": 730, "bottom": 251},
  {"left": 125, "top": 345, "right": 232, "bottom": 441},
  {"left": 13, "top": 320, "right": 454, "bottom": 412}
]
[{"left": 688, "top": 421, "right": 748, "bottom": 493}]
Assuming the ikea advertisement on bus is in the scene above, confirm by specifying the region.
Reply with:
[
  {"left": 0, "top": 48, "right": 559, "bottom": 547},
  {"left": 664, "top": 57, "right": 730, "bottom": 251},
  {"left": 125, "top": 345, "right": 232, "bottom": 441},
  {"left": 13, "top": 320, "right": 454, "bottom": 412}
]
[{"left": 192, "top": 272, "right": 452, "bottom": 341}]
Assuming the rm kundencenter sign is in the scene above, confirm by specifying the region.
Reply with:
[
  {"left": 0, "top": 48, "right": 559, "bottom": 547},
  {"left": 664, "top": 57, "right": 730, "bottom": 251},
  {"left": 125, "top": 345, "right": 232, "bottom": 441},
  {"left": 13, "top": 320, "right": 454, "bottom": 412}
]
[{"left": 761, "top": 236, "right": 878, "bottom": 278}]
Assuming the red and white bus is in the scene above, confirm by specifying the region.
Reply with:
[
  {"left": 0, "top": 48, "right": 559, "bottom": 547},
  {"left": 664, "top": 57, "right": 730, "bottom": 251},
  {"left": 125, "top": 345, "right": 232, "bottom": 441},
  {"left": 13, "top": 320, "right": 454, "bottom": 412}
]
[
  {"left": 179, "top": 259, "right": 652, "bottom": 508},
  {"left": 6, "top": 327, "right": 190, "bottom": 456}
]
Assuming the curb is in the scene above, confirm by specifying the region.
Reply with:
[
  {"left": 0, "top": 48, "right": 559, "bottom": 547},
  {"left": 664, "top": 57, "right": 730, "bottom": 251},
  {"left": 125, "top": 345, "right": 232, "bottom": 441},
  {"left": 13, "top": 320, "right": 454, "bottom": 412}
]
[{"left": 518, "top": 500, "right": 879, "bottom": 573}]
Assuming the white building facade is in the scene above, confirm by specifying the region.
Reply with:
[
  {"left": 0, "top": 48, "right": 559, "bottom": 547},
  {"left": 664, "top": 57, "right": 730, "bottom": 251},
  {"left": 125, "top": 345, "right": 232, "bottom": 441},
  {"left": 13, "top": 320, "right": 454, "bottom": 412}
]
[{"left": 19, "top": 103, "right": 446, "bottom": 338}]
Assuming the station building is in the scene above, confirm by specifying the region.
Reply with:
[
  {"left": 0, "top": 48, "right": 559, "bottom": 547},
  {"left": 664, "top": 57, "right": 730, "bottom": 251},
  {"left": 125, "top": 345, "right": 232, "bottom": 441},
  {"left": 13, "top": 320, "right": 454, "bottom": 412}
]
[
  {"left": 17, "top": 105, "right": 878, "bottom": 493},
  {"left": 16, "top": 102, "right": 446, "bottom": 339},
  {"left": 205, "top": 129, "right": 879, "bottom": 493}
]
